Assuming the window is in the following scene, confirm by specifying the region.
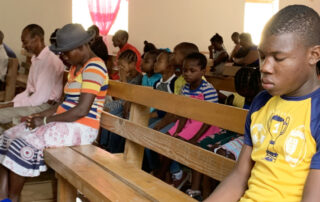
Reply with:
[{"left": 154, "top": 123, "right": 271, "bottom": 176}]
[
  {"left": 72, "top": 0, "right": 128, "bottom": 35},
  {"left": 244, "top": 0, "right": 279, "bottom": 45}
]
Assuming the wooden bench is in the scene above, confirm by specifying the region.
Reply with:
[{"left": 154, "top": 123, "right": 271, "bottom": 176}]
[
  {"left": 205, "top": 73, "right": 236, "bottom": 92},
  {"left": 43, "top": 80, "right": 247, "bottom": 201},
  {"left": 204, "top": 64, "right": 241, "bottom": 92}
]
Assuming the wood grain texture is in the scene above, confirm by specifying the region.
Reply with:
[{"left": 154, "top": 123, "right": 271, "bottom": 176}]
[
  {"left": 205, "top": 75, "right": 236, "bottom": 92},
  {"left": 72, "top": 145, "right": 196, "bottom": 202},
  {"left": 124, "top": 103, "right": 150, "bottom": 168},
  {"left": 100, "top": 112, "right": 236, "bottom": 181},
  {"left": 56, "top": 174, "right": 77, "bottom": 202},
  {"left": 44, "top": 147, "right": 149, "bottom": 202},
  {"left": 107, "top": 81, "right": 247, "bottom": 134}
]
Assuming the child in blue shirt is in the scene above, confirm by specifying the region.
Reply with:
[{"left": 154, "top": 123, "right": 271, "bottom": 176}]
[{"left": 141, "top": 50, "right": 162, "bottom": 87}]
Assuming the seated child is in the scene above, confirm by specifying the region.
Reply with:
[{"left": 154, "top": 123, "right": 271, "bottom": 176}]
[
  {"left": 168, "top": 53, "right": 220, "bottom": 143},
  {"left": 208, "top": 33, "right": 229, "bottom": 74},
  {"left": 167, "top": 53, "right": 220, "bottom": 200},
  {"left": 142, "top": 40, "right": 157, "bottom": 58},
  {"left": 111, "top": 30, "right": 142, "bottom": 80},
  {"left": 152, "top": 42, "right": 200, "bottom": 186},
  {"left": 141, "top": 49, "right": 162, "bottom": 88},
  {"left": 149, "top": 51, "right": 177, "bottom": 127},
  {"left": 144, "top": 51, "right": 177, "bottom": 173},
  {"left": 206, "top": 5, "right": 320, "bottom": 201},
  {"left": 173, "top": 42, "right": 200, "bottom": 95},
  {"left": 100, "top": 49, "right": 142, "bottom": 153}
]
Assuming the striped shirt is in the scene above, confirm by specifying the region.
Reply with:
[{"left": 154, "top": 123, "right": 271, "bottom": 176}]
[
  {"left": 181, "top": 80, "right": 218, "bottom": 103},
  {"left": 56, "top": 57, "right": 109, "bottom": 129}
]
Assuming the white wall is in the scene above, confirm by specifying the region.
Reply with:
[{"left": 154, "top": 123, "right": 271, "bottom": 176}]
[
  {"left": 0, "top": 0, "right": 72, "bottom": 61},
  {"left": 280, "top": 0, "right": 320, "bottom": 13},
  {"left": 128, "top": 0, "right": 245, "bottom": 54}
]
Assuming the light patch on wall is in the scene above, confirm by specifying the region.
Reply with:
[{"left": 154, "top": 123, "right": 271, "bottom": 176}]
[
  {"left": 72, "top": 0, "right": 128, "bottom": 35},
  {"left": 244, "top": 0, "right": 279, "bottom": 45}
]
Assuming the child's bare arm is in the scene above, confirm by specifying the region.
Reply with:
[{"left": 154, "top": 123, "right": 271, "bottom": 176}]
[
  {"left": 204, "top": 145, "right": 254, "bottom": 202},
  {"left": 153, "top": 113, "right": 177, "bottom": 131},
  {"left": 188, "top": 123, "right": 211, "bottom": 144},
  {"left": 174, "top": 117, "right": 187, "bottom": 136},
  {"left": 302, "top": 169, "right": 320, "bottom": 202}
]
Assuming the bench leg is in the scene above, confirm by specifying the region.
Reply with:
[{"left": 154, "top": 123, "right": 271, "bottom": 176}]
[{"left": 56, "top": 174, "right": 77, "bottom": 202}]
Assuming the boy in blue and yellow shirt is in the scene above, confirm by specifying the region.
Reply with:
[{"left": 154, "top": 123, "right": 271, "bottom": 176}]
[{"left": 206, "top": 5, "right": 320, "bottom": 202}]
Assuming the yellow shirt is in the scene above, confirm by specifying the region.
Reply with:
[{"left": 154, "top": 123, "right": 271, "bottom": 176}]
[{"left": 241, "top": 89, "right": 320, "bottom": 201}]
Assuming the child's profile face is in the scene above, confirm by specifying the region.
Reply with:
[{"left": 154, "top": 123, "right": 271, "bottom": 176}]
[
  {"left": 259, "top": 33, "right": 314, "bottom": 97},
  {"left": 141, "top": 53, "right": 155, "bottom": 74},
  {"left": 173, "top": 49, "right": 184, "bottom": 66},
  {"left": 182, "top": 59, "right": 205, "bottom": 85},
  {"left": 154, "top": 52, "right": 169, "bottom": 73},
  {"left": 118, "top": 59, "right": 136, "bottom": 78}
]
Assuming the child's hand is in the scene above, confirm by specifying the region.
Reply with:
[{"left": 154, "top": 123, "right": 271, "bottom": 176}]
[{"left": 149, "top": 111, "right": 158, "bottom": 119}]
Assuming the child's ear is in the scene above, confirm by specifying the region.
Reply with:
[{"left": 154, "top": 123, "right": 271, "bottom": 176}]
[
  {"left": 201, "top": 68, "right": 206, "bottom": 75},
  {"left": 308, "top": 45, "right": 320, "bottom": 65}
]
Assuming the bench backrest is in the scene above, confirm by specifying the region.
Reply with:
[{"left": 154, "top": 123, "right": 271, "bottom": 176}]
[{"left": 102, "top": 80, "right": 248, "bottom": 181}]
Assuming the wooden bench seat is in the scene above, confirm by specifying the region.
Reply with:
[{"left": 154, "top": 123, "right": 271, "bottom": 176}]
[
  {"left": 42, "top": 80, "right": 248, "bottom": 201},
  {"left": 45, "top": 146, "right": 195, "bottom": 201},
  {"left": 45, "top": 147, "right": 152, "bottom": 202}
]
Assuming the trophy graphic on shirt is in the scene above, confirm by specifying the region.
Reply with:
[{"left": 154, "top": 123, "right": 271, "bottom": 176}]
[{"left": 265, "top": 114, "right": 290, "bottom": 162}]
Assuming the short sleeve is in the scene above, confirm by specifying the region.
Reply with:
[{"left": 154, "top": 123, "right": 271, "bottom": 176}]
[
  {"left": 203, "top": 86, "right": 218, "bottom": 103},
  {"left": 244, "top": 111, "right": 253, "bottom": 146},
  {"left": 310, "top": 142, "right": 320, "bottom": 169},
  {"left": 81, "top": 61, "right": 107, "bottom": 95},
  {"left": 197, "top": 81, "right": 218, "bottom": 103},
  {"left": 310, "top": 93, "right": 320, "bottom": 169}
]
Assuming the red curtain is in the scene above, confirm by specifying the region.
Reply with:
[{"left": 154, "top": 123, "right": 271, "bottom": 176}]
[{"left": 87, "top": 0, "right": 122, "bottom": 36}]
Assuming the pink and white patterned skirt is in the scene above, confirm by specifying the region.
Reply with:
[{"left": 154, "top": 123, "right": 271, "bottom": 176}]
[{"left": 0, "top": 122, "right": 98, "bottom": 177}]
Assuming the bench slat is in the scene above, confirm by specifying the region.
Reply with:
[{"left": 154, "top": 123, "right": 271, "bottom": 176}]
[
  {"left": 101, "top": 112, "right": 236, "bottom": 181},
  {"left": 72, "top": 145, "right": 196, "bottom": 202},
  {"left": 107, "top": 80, "right": 247, "bottom": 134},
  {"left": 124, "top": 103, "right": 150, "bottom": 168},
  {"left": 205, "top": 75, "right": 236, "bottom": 92},
  {"left": 44, "top": 147, "right": 150, "bottom": 202}
]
